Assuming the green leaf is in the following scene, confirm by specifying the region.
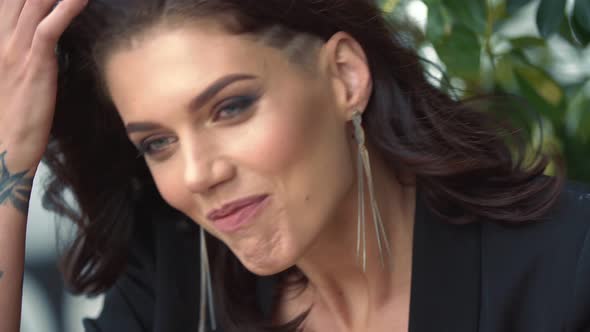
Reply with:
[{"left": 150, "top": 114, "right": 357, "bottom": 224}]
[
  {"left": 562, "top": 134, "right": 590, "bottom": 182},
  {"left": 441, "top": 0, "right": 487, "bottom": 34},
  {"left": 513, "top": 65, "right": 563, "bottom": 125},
  {"left": 573, "top": 0, "right": 590, "bottom": 33},
  {"left": 571, "top": 15, "right": 590, "bottom": 46},
  {"left": 507, "top": 0, "right": 533, "bottom": 15},
  {"left": 509, "top": 36, "right": 546, "bottom": 49},
  {"left": 495, "top": 55, "right": 516, "bottom": 88},
  {"left": 426, "top": 1, "right": 451, "bottom": 42},
  {"left": 570, "top": 0, "right": 590, "bottom": 46},
  {"left": 536, "top": 0, "right": 566, "bottom": 38},
  {"left": 565, "top": 84, "right": 590, "bottom": 144},
  {"left": 513, "top": 53, "right": 565, "bottom": 107},
  {"left": 491, "top": 59, "right": 535, "bottom": 136},
  {"left": 563, "top": 83, "right": 590, "bottom": 182},
  {"left": 381, "top": 0, "right": 402, "bottom": 13},
  {"left": 434, "top": 24, "right": 481, "bottom": 80}
]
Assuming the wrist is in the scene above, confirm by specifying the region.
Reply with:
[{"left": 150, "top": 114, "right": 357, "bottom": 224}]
[{"left": 0, "top": 150, "right": 36, "bottom": 215}]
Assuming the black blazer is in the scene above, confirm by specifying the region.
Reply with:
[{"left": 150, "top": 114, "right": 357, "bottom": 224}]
[{"left": 83, "top": 182, "right": 590, "bottom": 331}]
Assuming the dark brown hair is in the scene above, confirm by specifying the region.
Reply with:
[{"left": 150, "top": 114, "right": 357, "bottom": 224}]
[{"left": 44, "top": 0, "right": 564, "bottom": 330}]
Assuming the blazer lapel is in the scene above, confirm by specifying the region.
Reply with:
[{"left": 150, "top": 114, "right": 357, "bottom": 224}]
[
  {"left": 408, "top": 191, "right": 482, "bottom": 331},
  {"left": 153, "top": 217, "right": 202, "bottom": 332}
]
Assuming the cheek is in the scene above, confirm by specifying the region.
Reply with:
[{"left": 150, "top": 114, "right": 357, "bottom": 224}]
[
  {"left": 236, "top": 96, "right": 355, "bottom": 244},
  {"left": 234, "top": 112, "right": 322, "bottom": 186},
  {"left": 243, "top": 117, "right": 303, "bottom": 170}
]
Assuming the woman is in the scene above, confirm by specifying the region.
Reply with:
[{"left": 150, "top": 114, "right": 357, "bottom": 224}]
[{"left": 1, "top": 0, "right": 589, "bottom": 331}]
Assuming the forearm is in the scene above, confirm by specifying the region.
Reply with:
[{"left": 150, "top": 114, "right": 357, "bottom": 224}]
[
  {"left": 0, "top": 147, "right": 35, "bottom": 332},
  {"left": 0, "top": 0, "right": 89, "bottom": 328},
  {"left": 0, "top": 206, "right": 27, "bottom": 332}
]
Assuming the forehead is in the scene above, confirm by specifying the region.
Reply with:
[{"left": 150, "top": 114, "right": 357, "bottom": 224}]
[
  {"left": 105, "top": 21, "right": 270, "bottom": 85},
  {"left": 103, "top": 21, "right": 280, "bottom": 116}
]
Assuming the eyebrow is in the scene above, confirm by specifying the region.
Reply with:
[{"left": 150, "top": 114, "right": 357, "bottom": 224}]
[{"left": 125, "top": 73, "right": 258, "bottom": 135}]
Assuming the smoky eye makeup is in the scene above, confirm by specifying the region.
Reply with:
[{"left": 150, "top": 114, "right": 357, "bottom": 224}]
[
  {"left": 136, "top": 136, "right": 178, "bottom": 157},
  {"left": 133, "top": 90, "right": 262, "bottom": 158},
  {"left": 212, "top": 94, "right": 260, "bottom": 121}
]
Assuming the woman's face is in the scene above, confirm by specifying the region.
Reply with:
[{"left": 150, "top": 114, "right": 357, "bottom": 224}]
[{"left": 104, "top": 20, "right": 369, "bottom": 275}]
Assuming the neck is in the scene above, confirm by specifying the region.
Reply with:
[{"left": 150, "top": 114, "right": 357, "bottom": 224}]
[{"left": 293, "top": 148, "right": 417, "bottom": 330}]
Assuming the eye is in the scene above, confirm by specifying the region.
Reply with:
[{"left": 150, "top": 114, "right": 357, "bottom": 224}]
[
  {"left": 212, "top": 95, "right": 258, "bottom": 121},
  {"left": 137, "top": 136, "right": 178, "bottom": 157}
]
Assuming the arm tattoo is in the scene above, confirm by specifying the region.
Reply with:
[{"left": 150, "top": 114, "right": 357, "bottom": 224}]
[
  {"left": 0, "top": 271, "right": 3, "bottom": 280},
  {"left": 0, "top": 151, "right": 34, "bottom": 214}
]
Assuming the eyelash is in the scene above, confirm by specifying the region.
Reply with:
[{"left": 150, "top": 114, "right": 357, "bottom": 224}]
[{"left": 136, "top": 95, "right": 258, "bottom": 158}]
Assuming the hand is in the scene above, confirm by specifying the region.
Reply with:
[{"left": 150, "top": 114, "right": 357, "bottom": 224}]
[{"left": 0, "top": 0, "right": 88, "bottom": 172}]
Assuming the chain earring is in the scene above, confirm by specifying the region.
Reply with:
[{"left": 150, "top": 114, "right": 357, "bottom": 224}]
[
  {"left": 352, "top": 111, "right": 393, "bottom": 272},
  {"left": 199, "top": 227, "right": 217, "bottom": 332}
]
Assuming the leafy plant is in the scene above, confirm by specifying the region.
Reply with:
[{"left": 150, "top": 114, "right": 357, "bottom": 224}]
[{"left": 379, "top": 0, "right": 590, "bottom": 182}]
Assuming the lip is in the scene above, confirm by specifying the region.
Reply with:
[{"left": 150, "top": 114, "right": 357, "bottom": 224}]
[{"left": 207, "top": 195, "right": 270, "bottom": 233}]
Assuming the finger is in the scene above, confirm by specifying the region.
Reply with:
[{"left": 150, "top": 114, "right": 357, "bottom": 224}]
[
  {"left": 30, "top": 0, "right": 88, "bottom": 57},
  {"left": 11, "top": 0, "right": 60, "bottom": 53},
  {"left": 0, "top": 0, "right": 26, "bottom": 39}
]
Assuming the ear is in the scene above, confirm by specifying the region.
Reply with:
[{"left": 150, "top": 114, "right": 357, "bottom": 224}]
[{"left": 319, "top": 31, "right": 373, "bottom": 120}]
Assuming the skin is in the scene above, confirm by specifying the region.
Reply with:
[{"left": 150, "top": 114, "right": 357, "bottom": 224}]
[
  {"left": 0, "top": 0, "right": 89, "bottom": 330},
  {"left": 105, "top": 19, "right": 416, "bottom": 332}
]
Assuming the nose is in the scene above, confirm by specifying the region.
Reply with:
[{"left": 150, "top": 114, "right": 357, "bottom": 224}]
[{"left": 182, "top": 141, "right": 235, "bottom": 193}]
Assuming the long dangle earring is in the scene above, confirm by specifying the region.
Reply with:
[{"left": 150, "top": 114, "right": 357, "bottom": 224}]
[
  {"left": 352, "top": 111, "right": 393, "bottom": 272},
  {"left": 199, "top": 227, "right": 217, "bottom": 332}
]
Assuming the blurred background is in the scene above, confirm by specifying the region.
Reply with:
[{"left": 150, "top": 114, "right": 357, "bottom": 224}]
[
  {"left": 23, "top": 163, "right": 103, "bottom": 332},
  {"left": 379, "top": 0, "right": 590, "bottom": 183},
  {"left": 22, "top": 0, "right": 589, "bottom": 331}
]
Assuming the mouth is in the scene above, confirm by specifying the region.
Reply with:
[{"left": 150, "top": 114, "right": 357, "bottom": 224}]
[{"left": 207, "top": 194, "right": 270, "bottom": 233}]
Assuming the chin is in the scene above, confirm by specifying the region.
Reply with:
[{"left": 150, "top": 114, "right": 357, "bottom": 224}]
[
  {"left": 232, "top": 241, "right": 299, "bottom": 276},
  {"left": 243, "top": 261, "right": 294, "bottom": 276}
]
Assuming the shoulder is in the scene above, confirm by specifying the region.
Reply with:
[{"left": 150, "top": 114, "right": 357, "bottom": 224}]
[
  {"left": 479, "top": 180, "right": 590, "bottom": 330},
  {"left": 480, "top": 180, "right": 590, "bottom": 254}
]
